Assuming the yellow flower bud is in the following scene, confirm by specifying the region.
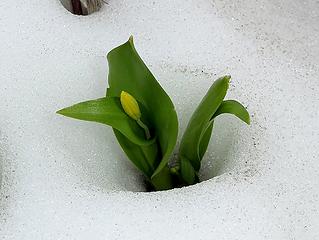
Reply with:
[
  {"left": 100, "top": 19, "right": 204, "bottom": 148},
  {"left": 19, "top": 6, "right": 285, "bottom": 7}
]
[{"left": 120, "top": 91, "right": 141, "bottom": 120}]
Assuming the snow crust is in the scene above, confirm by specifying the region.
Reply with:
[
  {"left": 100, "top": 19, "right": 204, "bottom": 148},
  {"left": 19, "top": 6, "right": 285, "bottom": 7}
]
[{"left": 0, "top": 0, "right": 318, "bottom": 239}]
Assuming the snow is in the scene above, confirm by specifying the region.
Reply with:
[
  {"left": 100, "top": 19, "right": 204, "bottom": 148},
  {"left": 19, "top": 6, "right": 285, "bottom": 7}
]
[{"left": 0, "top": 0, "right": 319, "bottom": 239}]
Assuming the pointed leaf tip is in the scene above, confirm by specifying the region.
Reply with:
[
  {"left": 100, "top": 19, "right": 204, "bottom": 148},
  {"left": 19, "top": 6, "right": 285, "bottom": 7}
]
[
  {"left": 56, "top": 108, "right": 66, "bottom": 116},
  {"left": 247, "top": 114, "right": 251, "bottom": 125},
  {"left": 224, "top": 75, "right": 231, "bottom": 86},
  {"left": 55, "top": 97, "right": 154, "bottom": 146}
]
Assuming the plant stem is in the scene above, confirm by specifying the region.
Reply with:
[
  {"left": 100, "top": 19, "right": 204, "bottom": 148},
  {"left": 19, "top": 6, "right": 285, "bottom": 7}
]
[
  {"left": 136, "top": 119, "right": 151, "bottom": 140},
  {"left": 151, "top": 166, "right": 174, "bottom": 191}
]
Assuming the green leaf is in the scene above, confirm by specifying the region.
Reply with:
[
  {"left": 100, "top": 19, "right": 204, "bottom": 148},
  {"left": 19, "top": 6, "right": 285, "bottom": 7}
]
[
  {"left": 179, "top": 76, "right": 230, "bottom": 173},
  {"left": 196, "top": 100, "right": 250, "bottom": 164},
  {"left": 178, "top": 83, "right": 251, "bottom": 185},
  {"left": 106, "top": 37, "right": 178, "bottom": 186},
  {"left": 113, "top": 129, "right": 158, "bottom": 178},
  {"left": 198, "top": 120, "right": 214, "bottom": 160},
  {"left": 180, "top": 156, "right": 196, "bottom": 185},
  {"left": 57, "top": 97, "right": 155, "bottom": 146},
  {"left": 212, "top": 100, "right": 250, "bottom": 124}
]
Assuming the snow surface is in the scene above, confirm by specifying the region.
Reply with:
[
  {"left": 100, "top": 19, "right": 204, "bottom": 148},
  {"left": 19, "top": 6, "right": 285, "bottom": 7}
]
[{"left": 0, "top": 0, "right": 319, "bottom": 239}]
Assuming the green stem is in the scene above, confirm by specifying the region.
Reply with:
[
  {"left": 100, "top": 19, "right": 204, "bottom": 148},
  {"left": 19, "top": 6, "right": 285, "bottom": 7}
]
[
  {"left": 136, "top": 119, "right": 151, "bottom": 140},
  {"left": 151, "top": 166, "right": 174, "bottom": 191}
]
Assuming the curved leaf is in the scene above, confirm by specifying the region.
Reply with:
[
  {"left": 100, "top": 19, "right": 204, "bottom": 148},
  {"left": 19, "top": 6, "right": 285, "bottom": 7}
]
[
  {"left": 57, "top": 97, "right": 155, "bottom": 146},
  {"left": 212, "top": 100, "right": 250, "bottom": 124},
  {"left": 179, "top": 76, "right": 230, "bottom": 172},
  {"left": 106, "top": 37, "right": 178, "bottom": 184},
  {"left": 195, "top": 100, "right": 250, "bottom": 171}
]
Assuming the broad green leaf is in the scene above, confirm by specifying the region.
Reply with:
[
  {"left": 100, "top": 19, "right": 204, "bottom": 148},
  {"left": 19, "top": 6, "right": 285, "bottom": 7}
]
[
  {"left": 57, "top": 97, "right": 155, "bottom": 146},
  {"left": 212, "top": 100, "right": 250, "bottom": 124},
  {"left": 113, "top": 129, "right": 158, "bottom": 178},
  {"left": 179, "top": 76, "right": 230, "bottom": 173},
  {"left": 106, "top": 37, "right": 178, "bottom": 185}
]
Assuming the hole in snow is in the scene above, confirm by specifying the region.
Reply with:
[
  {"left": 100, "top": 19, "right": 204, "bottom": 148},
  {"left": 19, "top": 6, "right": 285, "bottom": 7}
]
[
  {"left": 157, "top": 65, "right": 254, "bottom": 186},
  {"left": 55, "top": 64, "right": 254, "bottom": 193}
]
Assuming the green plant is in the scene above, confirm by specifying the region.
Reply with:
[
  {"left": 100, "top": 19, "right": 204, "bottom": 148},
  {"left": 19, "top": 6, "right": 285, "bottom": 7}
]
[{"left": 57, "top": 37, "right": 250, "bottom": 191}]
